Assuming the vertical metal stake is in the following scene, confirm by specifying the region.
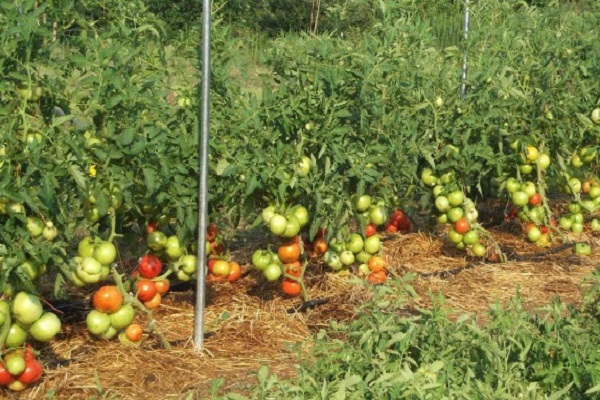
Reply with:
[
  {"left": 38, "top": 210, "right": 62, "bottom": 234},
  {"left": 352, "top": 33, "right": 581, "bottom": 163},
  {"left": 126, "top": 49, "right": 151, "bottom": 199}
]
[
  {"left": 194, "top": 0, "right": 212, "bottom": 350},
  {"left": 460, "top": 0, "right": 470, "bottom": 100}
]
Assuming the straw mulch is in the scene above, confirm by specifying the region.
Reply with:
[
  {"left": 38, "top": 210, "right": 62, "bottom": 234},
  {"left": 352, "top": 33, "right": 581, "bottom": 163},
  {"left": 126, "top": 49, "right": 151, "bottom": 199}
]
[{"left": 10, "top": 218, "right": 600, "bottom": 399}]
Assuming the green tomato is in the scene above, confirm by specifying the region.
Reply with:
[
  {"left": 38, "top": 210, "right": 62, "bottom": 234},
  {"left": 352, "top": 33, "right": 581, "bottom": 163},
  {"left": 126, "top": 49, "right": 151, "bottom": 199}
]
[
  {"left": 435, "top": 196, "right": 450, "bottom": 213},
  {"left": 446, "top": 207, "right": 464, "bottom": 223},
  {"left": 11, "top": 291, "right": 43, "bottom": 326},
  {"left": 263, "top": 263, "right": 282, "bottom": 282},
  {"left": 363, "top": 235, "right": 381, "bottom": 254},
  {"left": 505, "top": 177, "right": 521, "bottom": 194},
  {"left": 353, "top": 194, "right": 372, "bottom": 213},
  {"left": 5, "top": 323, "right": 28, "bottom": 348},
  {"left": 511, "top": 191, "right": 529, "bottom": 207},
  {"left": 94, "top": 242, "right": 117, "bottom": 265},
  {"left": 29, "top": 311, "right": 62, "bottom": 342},
  {"left": 462, "top": 230, "right": 480, "bottom": 246},
  {"left": 345, "top": 233, "right": 364, "bottom": 254},
  {"left": 447, "top": 229, "right": 463, "bottom": 244},
  {"left": 109, "top": 304, "right": 135, "bottom": 330},
  {"left": 4, "top": 353, "right": 26, "bottom": 376},
  {"left": 339, "top": 251, "right": 355, "bottom": 266},
  {"left": 268, "top": 214, "right": 287, "bottom": 236},
  {"left": 147, "top": 231, "right": 168, "bottom": 252},
  {"left": 86, "top": 310, "right": 111, "bottom": 336},
  {"left": 164, "top": 235, "right": 183, "bottom": 260},
  {"left": 180, "top": 255, "right": 198, "bottom": 275},
  {"left": 447, "top": 190, "right": 464, "bottom": 207},
  {"left": 472, "top": 243, "right": 486, "bottom": 257},
  {"left": 85, "top": 206, "right": 102, "bottom": 223},
  {"left": 291, "top": 205, "right": 309, "bottom": 228},
  {"left": 42, "top": 221, "right": 58, "bottom": 241},
  {"left": 26, "top": 216, "right": 44, "bottom": 238},
  {"left": 369, "top": 206, "right": 387, "bottom": 226},
  {"left": 323, "top": 251, "right": 343, "bottom": 271},
  {"left": 251, "top": 249, "right": 272, "bottom": 271},
  {"left": 281, "top": 215, "right": 301, "bottom": 238}
]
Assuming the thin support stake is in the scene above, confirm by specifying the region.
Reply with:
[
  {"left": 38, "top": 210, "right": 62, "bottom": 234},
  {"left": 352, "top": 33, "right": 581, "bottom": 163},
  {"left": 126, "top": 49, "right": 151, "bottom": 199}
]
[
  {"left": 460, "top": 0, "right": 470, "bottom": 100},
  {"left": 194, "top": 0, "right": 212, "bottom": 351}
]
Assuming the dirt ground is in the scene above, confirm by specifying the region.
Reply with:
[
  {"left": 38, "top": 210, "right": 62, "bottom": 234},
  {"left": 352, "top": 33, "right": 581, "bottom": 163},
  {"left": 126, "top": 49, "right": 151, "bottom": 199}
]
[{"left": 10, "top": 213, "right": 599, "bottom": 400}]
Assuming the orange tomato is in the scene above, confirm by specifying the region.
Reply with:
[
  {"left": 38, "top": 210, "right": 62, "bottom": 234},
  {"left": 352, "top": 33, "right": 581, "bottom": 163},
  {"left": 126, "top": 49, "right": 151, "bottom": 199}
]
[
  {"left": 368, "top": 255, "right": 387, "bottom": 272},
  {"left": 93, "top": 285, "right": 124, "bottom": 313},
  {"left": 281, "top": 279, "right": 302, "bottom": 296},
  {"left": 312, "top": 237, "right": 328, "bottom": 256},
  {"left": 125, "top": 323, "right": 143, "bottom": 342},
  {"left": 143, "top": 292, "right": 162, "bottom": 310},
  {"left": 227, "top": 261, "right": 242, "bottom": 283},
  {"left": 284, "top": 261, "right": 302, "bottom": 277},
  {"left": 154, "top": 279, "right": 170, "bottom": 295},
  {"left": 278, "top": 241, "right": 301, "bottom": 264},
  {"left": 385, "top": 222, "right": 398, "bottom": 233},
  {"left": 367, "top": 270, "right": 388, "bottom": 285},
  {"left": 455, "top": 217, "right": 470, "bottom": 235}
]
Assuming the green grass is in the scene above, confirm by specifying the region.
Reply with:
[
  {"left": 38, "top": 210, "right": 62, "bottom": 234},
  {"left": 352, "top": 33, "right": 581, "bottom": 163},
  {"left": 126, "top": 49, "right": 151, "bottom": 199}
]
[{"left": 207, "top": 272, "right": 600, "bottom": 399}]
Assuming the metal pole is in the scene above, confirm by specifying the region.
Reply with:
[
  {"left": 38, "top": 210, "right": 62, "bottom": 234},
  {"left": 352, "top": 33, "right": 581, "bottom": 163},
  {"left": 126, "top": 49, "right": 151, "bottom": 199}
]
[
  {"left": 194, "top": 0, "right": 211, "bottom": 350},
  {"left": 460, "top": 0, "right": 470, "bottom": 100}
]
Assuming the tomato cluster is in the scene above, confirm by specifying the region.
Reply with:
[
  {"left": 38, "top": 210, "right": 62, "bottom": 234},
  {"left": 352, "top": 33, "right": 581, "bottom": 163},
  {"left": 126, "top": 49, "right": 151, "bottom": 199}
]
[
  {"left": 204, "top": 223, "right": 242, "bottom": 283},
  {"left": 86, "top": 285, "right": 137, "bottom": 340},
  {"left": 1, "top": 292, "right": 61, "bottom": 347},
  {"left": 423, "top": 169, "right": 491, "bottom": 258},
  {"left": 67, "top": 237, "right": 117, "bottom": 286},
  {"left": 0, "top": 292, "right": 61, "bottom": 392},
  {"left": 251, "top": 203, "right": 312, "bottom": 297},
  {"left": 0, "top": 345, "right": 43, "bottom": 392}
]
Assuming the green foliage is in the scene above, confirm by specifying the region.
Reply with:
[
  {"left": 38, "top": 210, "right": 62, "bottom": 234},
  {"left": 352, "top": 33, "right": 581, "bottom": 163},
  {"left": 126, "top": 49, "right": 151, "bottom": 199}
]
[{"left": 214, "top": 277, "right": 600, "bottom": 398}]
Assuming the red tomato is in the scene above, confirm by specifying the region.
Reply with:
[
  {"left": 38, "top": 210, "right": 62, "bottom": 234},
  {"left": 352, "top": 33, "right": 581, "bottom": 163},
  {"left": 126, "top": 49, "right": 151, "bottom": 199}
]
[
  {"left": 281, "top": 279, "right": 302, "bottom": 296},
  {"left": 17, "top": 349, "right": 43, "bottom": 385},
  {"left": 397, "top": 219, "right": 411, "bottom": 231},
  {"left": 385, "top": 222, "right": 398, "bottom": 233},
  {"left": 146, "top": 221, "right": 157, "bottom": 234},
  {"left": 0, "top": 361, "right": 15, "bottom": 385},
  {"left": 136, "top": 279, "right": 157, "bottom": 302},
  {"left": 529, "top": 193, "right": 541, "bottom": 206},
  {"left": 207, "top": 223, "right": 218, "bottom": 242},
  {"left": 365, "top": 223, "right": 377, "bottom": 237},
  {"left": 454, "top": 217, "right": 470, "bottom": 235},
  {"left": 138, "top": 254, "right": 162, "bottom": 279}
]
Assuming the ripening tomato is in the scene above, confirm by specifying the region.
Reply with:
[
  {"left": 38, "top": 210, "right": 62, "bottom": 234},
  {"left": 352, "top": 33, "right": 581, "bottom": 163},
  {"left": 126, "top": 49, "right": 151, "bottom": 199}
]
[
  {"left": 368, "top": 255, "right": 387, "bottom": 272},
  {"left": 154, "top": 279, "right": 170, "bottom": 295},
  {"left": 207, "top": 223, "right": 218, "bottom": 242},
  {"left": 136, "top": 280, "right": 157, "bottom": 302},
  {"left": 367, "top": 270, "right": 388, "bottom": 285},
  {"left": 455, "top": 217, "right": 470, "bottom": 235},
  {"left": 146, "top": 221, "right": 157, "bottom": 234},
  {"left": 125, "top": 323, "right": 143, "bottom": 342},
  {"left": 212, "top": 259, "right": 231, "bottom": 278},
  {"left": 138, "top": 254, "right": 162, "bottom": 279},
  {"left": 284, "top": 261, "right": 302, "bottom": 277},
  {"left": 227, "top": 262, "right": 242, "bottom": 283},
  {"left": 529, "top": 193, "right": 541, "bottom": 206},
  {"left": 143, "top": 293, "right": 162, "bottom": 310},
  {"left": 92, "top": 285, "right": 123, "bottom": 313},
  {"left": 312, "top": 237, "right": 328, "bottom": 256},
  {"left": 278, "top": 241, "right": 301, "bottom": 264},
  {"left": 281, "top": 279, "right": 302, "bottom": 296},
  {"left": 17, "top": 348, "right": 43, "bottom": 385}
]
